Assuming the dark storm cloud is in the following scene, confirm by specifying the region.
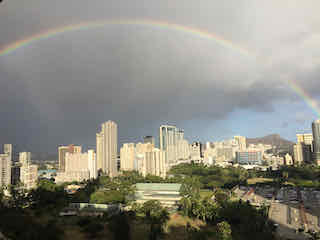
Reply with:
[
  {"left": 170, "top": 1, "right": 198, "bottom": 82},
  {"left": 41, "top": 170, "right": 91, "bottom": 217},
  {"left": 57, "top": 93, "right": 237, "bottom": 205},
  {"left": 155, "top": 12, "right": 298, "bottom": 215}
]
[{"left": 0, "top": 0, "right": 320, "bottom": 152}]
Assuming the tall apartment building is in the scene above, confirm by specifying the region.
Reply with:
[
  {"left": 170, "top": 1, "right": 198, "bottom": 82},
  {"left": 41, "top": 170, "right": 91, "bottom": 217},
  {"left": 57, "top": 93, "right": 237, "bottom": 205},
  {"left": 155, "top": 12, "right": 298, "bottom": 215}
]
[
  {"left": 141, "top": 148, "right": 166, "bottom": 178},
  {"left": 177, "top": 139, "right": 190, "bottom": 160},
  {"left": 120, "top": 143, "right": 136, "bottom": 171},
  {"left": 234, "top": 136, "right": 247, "bottom": 151},
  {"left": 88, "top": 150, "right": 97, "bottom": 179},
  {"left": 0, "top": 144, "right": 12, "bottom": 187},
  {"left": 58, "top": 145, "right": 82, "bottom": 171},
  {"left": 19, "top": 152, "right": 31, "bottom": 166},
  {"left": 20, "top": 164, "right": 38, "bottom": 189},
  {"left": 159, "top": 125, "right": 186, "bottom": 165},
  {"left": 55, "top": 150, "right": 97, "bottom": 183},
  {"left": 143, "top": 136, "right": 155, "bottom": 147},
  {"left": 96, "top": 121, "right": 118, "bottom": 177},
  {"left": 19, "top": 151, "right": 38, "bottom": 189},
  {"left": 312, "top": 120, "right": 320, "bottom": 165}
]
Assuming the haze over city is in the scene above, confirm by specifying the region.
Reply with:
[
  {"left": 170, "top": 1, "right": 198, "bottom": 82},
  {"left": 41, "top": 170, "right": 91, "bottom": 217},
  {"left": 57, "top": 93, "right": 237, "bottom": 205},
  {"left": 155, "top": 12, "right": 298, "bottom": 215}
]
[{"left": 1, "top": 1, "right": 320, "bottom": 153}]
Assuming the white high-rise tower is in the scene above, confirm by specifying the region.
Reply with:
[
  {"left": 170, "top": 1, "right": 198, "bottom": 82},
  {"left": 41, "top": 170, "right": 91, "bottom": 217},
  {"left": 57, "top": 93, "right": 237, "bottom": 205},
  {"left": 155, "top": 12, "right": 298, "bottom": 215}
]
[{"left": 96, "top": 121, "right": 118, "bottom": 177}]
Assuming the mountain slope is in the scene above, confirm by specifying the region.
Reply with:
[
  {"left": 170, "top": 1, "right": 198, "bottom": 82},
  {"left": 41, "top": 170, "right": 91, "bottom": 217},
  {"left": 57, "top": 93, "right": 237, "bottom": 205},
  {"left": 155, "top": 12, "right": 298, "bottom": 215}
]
[{"left": 246, "top": 134, "right": 294, "bottom": 147}]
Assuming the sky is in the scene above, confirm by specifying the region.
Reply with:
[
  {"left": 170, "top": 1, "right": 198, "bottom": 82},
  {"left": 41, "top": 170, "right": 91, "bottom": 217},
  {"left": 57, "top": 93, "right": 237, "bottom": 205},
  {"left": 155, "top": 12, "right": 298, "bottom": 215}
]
[{"left": 0, "top": 0, "right": 320, "bottom": 153}]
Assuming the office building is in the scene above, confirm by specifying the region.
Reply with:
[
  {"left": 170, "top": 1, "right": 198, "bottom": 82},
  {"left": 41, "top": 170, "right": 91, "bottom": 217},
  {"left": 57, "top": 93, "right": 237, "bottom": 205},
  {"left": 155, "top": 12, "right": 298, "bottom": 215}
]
[
  {"left": 234, "top": 136, "right": 247, "bottom": 151},
  {"left": 96, "top": 121, "right": 118, "bottom": 177},
  {"left": 236, "top": 151, "right": 262, "bottom": 165},
  {"left": 312, "top": 120, "right": 320, "bottom": 165},
  {"left": 143, "top": 136, "right": 155, "bottom": 147},
  {"left": 58, "top": 145, "right": 82, "bottom": 171},
  {"left": 0, "top": 144, "right": 12, "bottom": 187}
]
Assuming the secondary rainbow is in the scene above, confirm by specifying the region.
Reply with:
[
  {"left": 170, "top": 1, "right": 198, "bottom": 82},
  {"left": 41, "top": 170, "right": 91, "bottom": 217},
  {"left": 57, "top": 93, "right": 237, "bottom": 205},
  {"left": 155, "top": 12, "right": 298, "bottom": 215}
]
[{"left": 0, "top": 19, "right": 252, "bottom": 57}]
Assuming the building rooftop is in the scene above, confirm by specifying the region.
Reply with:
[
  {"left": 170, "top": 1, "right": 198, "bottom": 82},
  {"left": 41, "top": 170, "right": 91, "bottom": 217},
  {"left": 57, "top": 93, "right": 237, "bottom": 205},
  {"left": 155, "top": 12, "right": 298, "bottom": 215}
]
[{"left": 135, "top": 183, "right": 181, "bottom": 192}]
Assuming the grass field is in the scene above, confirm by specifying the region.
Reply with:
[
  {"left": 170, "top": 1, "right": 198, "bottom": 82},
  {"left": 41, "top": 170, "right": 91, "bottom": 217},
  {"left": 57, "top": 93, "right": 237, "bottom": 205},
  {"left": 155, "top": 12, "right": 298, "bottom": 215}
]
[{"left": 247, "top": 178, "right": 273, "bottom": 185}]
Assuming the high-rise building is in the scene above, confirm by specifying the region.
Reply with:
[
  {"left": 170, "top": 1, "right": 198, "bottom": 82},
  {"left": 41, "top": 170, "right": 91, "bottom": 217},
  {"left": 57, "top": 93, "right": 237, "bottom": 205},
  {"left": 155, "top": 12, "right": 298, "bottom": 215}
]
[
  {"left": 140, "top": 148, "right": 166, "bottom": 178},
  {"left": 19, "top": 151, "right": 38, "bottom": 189},
  {"left": 58, "top": 145, "right": 82, "bottom": 171},
  {"left": 143, "top": 136, "right": 155, "bottom": 147},
  {"left": 65, "top": 152, "right": 89, "bottom": 172},
  {"left": 55, "top": 150, "right": 97, "bottom": 183},
  {"left": 293, "top": 143, "right": 312, "bottom": 165},
  {"left": 11, "top": 163, "right": 21, "bottom": 185},
  {"left": 88, "top": 150, "right": 97, "bottom": 179},
  {"left": 19, "top": 152, "right": 31, "bottom": 166},
  {"left": 96, "top": 121, "right": 118, "bottom": 177},
  {"left": 159, "top": 125, "right": 185, "bottom": 165},
  {"left": 0, "top": 144, "right": 12, "bottom": 187},
  {"left": 20, "top": 164, "right": 38, "bottom": 189},
  {"left": 312, "top": 120, "right": 320, "bottom": 165},
  {"left": 4, "top": 144, "right": 12, "bottom": 161},
  {"left": 120, "top": 143, "right": 136, "bottom": 171},
  {"left": 297, "top": 133, "right": 313, "bottom": 145},
  {"left": 234, "top": 136, "right": 247, "bottom": 151}
]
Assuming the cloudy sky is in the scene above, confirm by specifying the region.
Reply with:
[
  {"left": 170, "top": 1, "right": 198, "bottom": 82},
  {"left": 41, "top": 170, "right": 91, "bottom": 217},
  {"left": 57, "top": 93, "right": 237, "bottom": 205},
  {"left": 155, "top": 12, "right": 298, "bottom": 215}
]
[{"left": 0, "top": 0, "right": 320, "bottom": 153}]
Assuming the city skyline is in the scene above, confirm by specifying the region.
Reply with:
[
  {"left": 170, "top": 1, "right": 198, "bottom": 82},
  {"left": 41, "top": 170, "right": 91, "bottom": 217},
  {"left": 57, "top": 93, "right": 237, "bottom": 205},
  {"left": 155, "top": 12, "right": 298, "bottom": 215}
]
[{"left": 1, "top": 1, "right": 320, "bottom": 153}]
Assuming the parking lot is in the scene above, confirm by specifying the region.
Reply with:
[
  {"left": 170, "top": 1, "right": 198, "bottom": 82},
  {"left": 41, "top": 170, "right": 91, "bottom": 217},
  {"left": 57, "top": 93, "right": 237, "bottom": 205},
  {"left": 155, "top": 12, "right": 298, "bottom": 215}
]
[{"left": 234, "top": 185, "right": 320, "bottom": 239}]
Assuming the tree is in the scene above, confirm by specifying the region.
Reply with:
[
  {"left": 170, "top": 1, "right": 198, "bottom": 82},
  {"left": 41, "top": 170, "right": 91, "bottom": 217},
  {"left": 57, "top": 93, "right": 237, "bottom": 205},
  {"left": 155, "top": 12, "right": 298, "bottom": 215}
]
[
  {"left": 109, "top": 212, "right": 131, "bottom": 240},
  {"left": 216, "top": 221, "right": 232, "bottom": 240},
  {"left": 139, "top": 200, "right": 170, "bottom": 240}
]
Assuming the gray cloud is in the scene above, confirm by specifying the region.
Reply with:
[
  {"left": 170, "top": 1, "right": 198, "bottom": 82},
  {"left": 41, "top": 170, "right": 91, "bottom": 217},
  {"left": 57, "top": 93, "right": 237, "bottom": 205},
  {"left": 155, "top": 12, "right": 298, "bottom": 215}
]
[{"left": 0, "top": 0, "right": 320, "bottom": 152}]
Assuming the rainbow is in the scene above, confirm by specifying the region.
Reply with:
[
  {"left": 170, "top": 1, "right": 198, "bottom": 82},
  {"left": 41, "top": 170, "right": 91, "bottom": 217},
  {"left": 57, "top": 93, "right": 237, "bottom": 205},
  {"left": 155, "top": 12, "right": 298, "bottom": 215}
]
[
  {"left": 287, "top": 79, "right": 320, "bottom": 117},
  {"left": 0, "top": 19, "right": 252, "bottom": 57},
  {"left": 0, "top": 19, "right": 319, "bottom": 118}
]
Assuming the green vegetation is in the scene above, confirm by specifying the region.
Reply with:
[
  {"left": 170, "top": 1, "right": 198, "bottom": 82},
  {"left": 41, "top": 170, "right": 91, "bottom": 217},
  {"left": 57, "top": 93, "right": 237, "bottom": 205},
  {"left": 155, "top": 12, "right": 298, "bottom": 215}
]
[
  {"left": 0, "top": 165, "right": 278, "bottom": 240},
  {"left": 169, "top": 163, "right": 249, "bottom": 189}
]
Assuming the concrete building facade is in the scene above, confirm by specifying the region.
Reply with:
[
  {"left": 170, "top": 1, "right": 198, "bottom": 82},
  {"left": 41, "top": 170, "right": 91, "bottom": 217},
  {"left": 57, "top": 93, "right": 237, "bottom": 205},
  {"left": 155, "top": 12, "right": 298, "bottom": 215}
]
[
  {"left": 58, "top": 145, "right": 82, "bottom": 171},
  {"left": 0, "top": 144, "right": 12, "bottom": 187},
  {"left": 96, "top": 121, "right": 118, "bottom": 177},
  {"left": 236, "top": 151, "right": 262, "bottom": 165},
  {"left": 312, "top": 120, "right": 320, "bottom": 165},
  {"left": 234, "top": 136, "right": 247, "bottom": 151},
  {"left": 159, "top": 125, "right": 184, "bottom": 165},
  {"left": 120, "top": 143, "right": 136, "bottom": 171}
]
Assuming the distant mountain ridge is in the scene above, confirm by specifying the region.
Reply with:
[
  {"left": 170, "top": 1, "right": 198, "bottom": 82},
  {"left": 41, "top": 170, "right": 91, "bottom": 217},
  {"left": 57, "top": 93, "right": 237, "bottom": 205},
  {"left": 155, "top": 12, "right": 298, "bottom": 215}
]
[{"left": 246, "top": 134, "right": 295, "bottom": 147}]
